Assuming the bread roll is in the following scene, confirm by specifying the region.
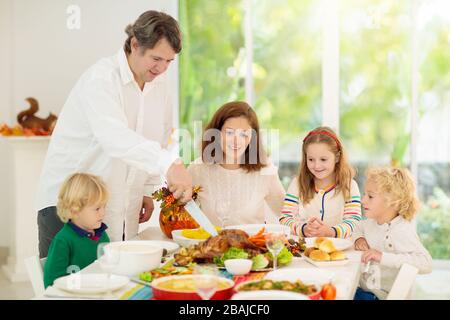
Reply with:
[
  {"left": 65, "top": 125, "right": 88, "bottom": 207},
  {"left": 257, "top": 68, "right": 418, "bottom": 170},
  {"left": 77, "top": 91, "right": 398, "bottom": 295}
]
[
  {"left": 303, "top": 247, "right": 316, "bottom": 257},
  {"left": 330, "top": 250, "right": 346, "bottom": 261},
  {"left": 318, "top": 239, "right": 337, "bottom": 253},
  {"left": 309, "top": 249, "right": 330, "bottom": 261},
  {"left": 314, "top": 237, "right": 327, "bottom": 248}
]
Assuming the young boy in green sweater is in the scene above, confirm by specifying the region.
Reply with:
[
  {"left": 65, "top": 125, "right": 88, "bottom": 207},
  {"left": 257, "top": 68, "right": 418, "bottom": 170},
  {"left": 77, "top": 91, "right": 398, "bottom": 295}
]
[{"left": 43, "top": 173, "right": 110, "bottom": 288}]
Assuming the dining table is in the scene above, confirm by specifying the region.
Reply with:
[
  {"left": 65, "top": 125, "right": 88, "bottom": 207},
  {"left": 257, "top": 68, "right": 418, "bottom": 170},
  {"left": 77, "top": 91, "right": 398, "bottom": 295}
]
[{"left": 38, "top": 226, "right": 363, "bottom": 300}]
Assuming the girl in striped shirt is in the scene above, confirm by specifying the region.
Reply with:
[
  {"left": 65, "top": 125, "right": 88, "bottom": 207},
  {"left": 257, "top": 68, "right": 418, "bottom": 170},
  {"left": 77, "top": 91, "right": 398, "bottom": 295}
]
[{"left": 279, "top": 126, "right": 362, "bottom": 238}]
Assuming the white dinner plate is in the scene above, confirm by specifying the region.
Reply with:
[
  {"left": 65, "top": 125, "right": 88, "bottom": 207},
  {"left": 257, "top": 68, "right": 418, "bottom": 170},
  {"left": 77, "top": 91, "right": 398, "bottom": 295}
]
[
  {"left": 53, "top": 273, "right": 129, "bottom": 294},
  {"left": 171, "top": 229, "right": 206, "bottom": 247},
  {"left": 219, "top": 266, "right": 273, "bottom": 272},
  {"left": 231, "top": 290, "right": 308, "bottom": 300},
  {"left": 137, "top": 240, "right": 179, "bottom": 254},
  {"left": 264, "top": 267, "right": 335, "bottom": 286},
  {"left": 224, "top": 224, "right": 290, "bottom": 236},
  {"left": 305, "top": 237, "right": 353, "bottom": 251},
  {"left": 303, "top": 256, "right": 350, "bottom": 268}
]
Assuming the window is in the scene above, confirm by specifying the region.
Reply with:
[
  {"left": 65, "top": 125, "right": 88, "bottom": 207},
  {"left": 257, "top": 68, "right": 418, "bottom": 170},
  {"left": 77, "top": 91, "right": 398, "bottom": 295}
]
[
  {"left": 178, "top": 0, "right": 244, "bottom": 161},
  {"left": 415, "top": 0, "right": 450, "bottom": 259},
  {"left": 252, "top": 0, "right": 322, "bottom": 166},
  {"left": 179, "top": 0, "right": 450, "bottom": 258},
  {"left": 340, "top": 0, "right": 412, "bottom": 166}
]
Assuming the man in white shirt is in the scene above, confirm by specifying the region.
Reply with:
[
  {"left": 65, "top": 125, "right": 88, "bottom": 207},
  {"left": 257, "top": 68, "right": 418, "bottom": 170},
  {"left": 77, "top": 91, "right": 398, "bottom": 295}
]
[{"left": 36, "top": 10, "right": 192, "bottom": 257}]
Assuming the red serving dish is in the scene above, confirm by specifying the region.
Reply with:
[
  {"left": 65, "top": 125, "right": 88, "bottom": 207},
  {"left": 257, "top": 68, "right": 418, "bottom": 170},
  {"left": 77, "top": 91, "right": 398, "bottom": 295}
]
[
  {"left": 151, "top": 275, "right": 235, "bottom": 300},
  {"left": 233, "top": 279, "right": 322, "bottom": 300}
]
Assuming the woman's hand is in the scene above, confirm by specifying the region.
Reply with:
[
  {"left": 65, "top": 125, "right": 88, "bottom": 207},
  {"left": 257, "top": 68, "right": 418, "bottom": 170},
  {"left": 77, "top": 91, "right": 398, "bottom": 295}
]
[
  {"left": 361, "top": 249, "right": 382, "bottom": 263},
  {"left": 354, "top": 237, "right": 370, "bottom": 251}
]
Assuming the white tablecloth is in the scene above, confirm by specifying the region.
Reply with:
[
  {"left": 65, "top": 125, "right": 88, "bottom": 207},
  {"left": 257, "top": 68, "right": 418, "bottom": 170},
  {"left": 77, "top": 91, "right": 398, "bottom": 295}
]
[{"left": 40, "top": 226, "right": 362, "bottom": 300}]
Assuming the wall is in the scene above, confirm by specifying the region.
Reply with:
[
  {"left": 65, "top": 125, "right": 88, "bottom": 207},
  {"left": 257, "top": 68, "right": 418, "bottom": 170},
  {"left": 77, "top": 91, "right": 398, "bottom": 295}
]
[{"left": 0, "top": 0, "right": 178, "bottom": 248}]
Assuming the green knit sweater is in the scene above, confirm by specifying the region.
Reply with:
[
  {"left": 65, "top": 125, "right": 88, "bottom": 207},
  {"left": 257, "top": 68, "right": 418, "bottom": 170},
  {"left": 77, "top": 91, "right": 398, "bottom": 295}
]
[{"left": 43, "top": 223, "right": 110, "bottom": 288}]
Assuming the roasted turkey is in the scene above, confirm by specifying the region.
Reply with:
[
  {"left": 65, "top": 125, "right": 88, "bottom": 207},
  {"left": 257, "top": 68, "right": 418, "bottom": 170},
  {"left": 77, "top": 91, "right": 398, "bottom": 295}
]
[{"left": 174, "top": 229, "right": 267, "bottom": 266}]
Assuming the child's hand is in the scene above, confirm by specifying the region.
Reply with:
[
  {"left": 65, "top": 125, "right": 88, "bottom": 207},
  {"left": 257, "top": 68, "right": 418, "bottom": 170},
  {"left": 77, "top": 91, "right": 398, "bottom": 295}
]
[
  {"left": 361, "top": 249, "right": 382, "bottom": 263},
  {"left": 304, "top": 218, "right": 335, "bottom": 237},
  {"left": 307, "top": 217, "right": 323, "bottom": 228},
  {"left": 354, "top": 237, "right": 370, "bottom": 251},
  {"left": 303, "top": 223, "right": 316, "bottom": 237}
]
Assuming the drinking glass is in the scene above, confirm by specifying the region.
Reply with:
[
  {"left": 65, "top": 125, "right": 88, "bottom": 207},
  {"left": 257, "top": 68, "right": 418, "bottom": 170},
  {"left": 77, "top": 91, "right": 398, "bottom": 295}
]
[
  {"left": 265, "top": 232, "right": 286, "bottom": 270},
  {"left": 215, "top": 201, "right": 231, "bottom": 228},
  {"left": 193, "top": 264, "right": 219, "bottom": 300},
  {"left": 97, "top": 242, "right": 120, "bottom": 299}
]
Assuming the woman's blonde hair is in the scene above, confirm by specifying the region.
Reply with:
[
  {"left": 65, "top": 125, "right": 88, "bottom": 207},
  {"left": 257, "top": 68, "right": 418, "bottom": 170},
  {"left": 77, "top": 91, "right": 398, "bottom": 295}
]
[
  {"left": 57, "top": 173, "right": 109, "bottom": 223},
  {"left": 298, "top": 126, "right": 355, "bottom": 204},
  {"left": 366, "top": 167, "right": 419, "bottom": 221}
]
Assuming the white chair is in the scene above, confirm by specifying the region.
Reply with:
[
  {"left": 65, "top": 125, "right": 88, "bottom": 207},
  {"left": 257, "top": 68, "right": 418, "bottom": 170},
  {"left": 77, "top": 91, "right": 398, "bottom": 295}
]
[
  {"left": 24, "top": 256, "right": 47, "bottom": 297},
  {"left": 386, "top": 263, "right": 418, "bottom": 300}
]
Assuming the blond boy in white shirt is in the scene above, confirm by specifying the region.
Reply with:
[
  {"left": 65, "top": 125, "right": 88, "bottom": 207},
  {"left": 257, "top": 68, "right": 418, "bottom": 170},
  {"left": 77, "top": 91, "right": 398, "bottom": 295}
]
[{"left": 353, "top": 167, "right": 432, "bottom": 300}]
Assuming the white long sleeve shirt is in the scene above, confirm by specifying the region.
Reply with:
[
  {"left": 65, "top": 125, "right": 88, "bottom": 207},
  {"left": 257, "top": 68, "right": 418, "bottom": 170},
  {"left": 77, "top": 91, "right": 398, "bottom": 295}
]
[
  {"left": 36, "top": 48, "right": 177, "bottom": 239},
  {"left": 187, "top": 158, "right": 285, "bottom": 226},
  {"left": 353, "top": 215, "right": 433, "bottom": 299}
]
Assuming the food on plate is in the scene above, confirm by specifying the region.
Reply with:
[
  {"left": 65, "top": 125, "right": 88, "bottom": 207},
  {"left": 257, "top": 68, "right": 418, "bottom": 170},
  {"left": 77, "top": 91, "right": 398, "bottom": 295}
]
[
  {"left": 286, "top": 238, "right": 306, "bottom": 257},
  {"left": 151, "top": 275, "right": 235, "bottom": 300},
  {"left": 314, "top": 237, "right": 327, "bottom": 248},
  {"left": 318, "top": 239, "right": 337, "bottom": 253},
  {"left": 248, "top": 227, "right": 305, "bottom": 257},
  {"left": 181, "top": 226, "right": 222, "bottom": 240},
  {"left": 237, "top": 279, "right": 318, "bottom": 296},
  {"left": 213, "top": 247, "right": 250, "bottom": 266},
  {"left": 329, "top": 250, "right": 346, "bottom": 261},
  {"left": 306, "top": 242, "right": 347, "bottom": 262},
  {"left": 251, "top": 254, "right": 270, "bottom": 270},
  {"left": 320, "top": 282, "right": 337, "bottom": 300},
  {"left": 247, "top": 227, "right": 266, "bottom": 248},
  {"left": 174, "top": 229, "right": 293, "bottom": 270},
  {"left": 303, "top": 247, "right": 316, "bottom": 258},
  {"left": 174, "top": 229, "right": 266, "bottom": 266},
  {"left": 155, "top": 276, "right": 231, "bottom": 292},
  {"left": 308, "top": 238, "right": 349, "bottom": 262},
  {"left": 138, "top": 259, "right": 193, "bottom": 283},
  {"left": 213, "top": 246, "right": 292, "bottom": 270},
  {"left": 309, "top": 249, "right": 331, "bottom": 261},
  {"left": 266, "top": 247, "right": 293, "bottom": 267}
]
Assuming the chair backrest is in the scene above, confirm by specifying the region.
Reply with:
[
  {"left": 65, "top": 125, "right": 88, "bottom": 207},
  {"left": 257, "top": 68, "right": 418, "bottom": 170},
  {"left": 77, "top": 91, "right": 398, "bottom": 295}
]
[
  {"left": 386, "top": 263, "right": 418, "bottom": 300},
  {"left": 24, "top": 256, "right": 47, "bottom": 297}
]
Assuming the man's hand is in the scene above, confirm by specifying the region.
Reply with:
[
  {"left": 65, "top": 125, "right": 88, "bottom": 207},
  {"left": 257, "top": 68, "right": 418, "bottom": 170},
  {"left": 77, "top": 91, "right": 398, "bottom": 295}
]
[
  {"left": 139, "top": 196, "right": 154, "bottom": 224},
  {"left": 166, "top": 159, "right": 193, "bottom": 203},
  {"left": 355, "top": 237, "right": 370, "bottom": 251}
]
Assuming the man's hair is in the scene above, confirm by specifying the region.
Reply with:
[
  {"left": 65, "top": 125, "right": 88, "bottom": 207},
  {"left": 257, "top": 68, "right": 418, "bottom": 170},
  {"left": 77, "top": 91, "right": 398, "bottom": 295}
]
[
  {"left": 57, "top": 173, "right": 109, "bottom": 223},
  {"left": 124, "top": 10, "right": 182, "bottom": 55}
]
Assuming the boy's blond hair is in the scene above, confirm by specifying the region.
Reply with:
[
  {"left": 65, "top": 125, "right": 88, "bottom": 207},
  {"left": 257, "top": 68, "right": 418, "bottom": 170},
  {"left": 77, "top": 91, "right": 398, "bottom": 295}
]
[
  {"left": 366, "top": 167, "right": 419, "bottom": 221},
  {"left": 57, "top": 173, "right": 109, "bottom": 223}
]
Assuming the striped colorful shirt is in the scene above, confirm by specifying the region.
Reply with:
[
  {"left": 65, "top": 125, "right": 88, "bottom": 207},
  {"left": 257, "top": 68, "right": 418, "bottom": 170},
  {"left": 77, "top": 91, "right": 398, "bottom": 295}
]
[{"left": 279, "top": 178, "right": 362, "bottom": 238}]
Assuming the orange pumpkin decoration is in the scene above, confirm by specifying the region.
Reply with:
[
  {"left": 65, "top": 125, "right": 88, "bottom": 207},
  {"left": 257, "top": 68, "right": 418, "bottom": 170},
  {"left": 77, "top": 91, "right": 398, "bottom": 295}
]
[{"left": 153, "top": 186, "right": 202, "bottom": 239}]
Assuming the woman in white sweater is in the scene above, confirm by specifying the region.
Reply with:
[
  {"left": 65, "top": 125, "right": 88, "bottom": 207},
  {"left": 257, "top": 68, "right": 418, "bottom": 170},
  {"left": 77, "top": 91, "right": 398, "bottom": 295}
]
[
  {"left": 353, "top": 167, "right": 432, "bottom": 300},
  {"left": 187, "top": 101, "right": 285, "bottom": 227}
]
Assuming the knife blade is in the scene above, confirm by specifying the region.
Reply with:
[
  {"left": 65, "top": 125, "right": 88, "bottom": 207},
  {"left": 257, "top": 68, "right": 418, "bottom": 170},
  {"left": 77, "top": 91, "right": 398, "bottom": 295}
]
[{"left": 184, "top": 200, "right": 219, "bottom": 237}]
